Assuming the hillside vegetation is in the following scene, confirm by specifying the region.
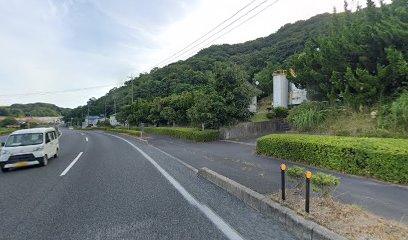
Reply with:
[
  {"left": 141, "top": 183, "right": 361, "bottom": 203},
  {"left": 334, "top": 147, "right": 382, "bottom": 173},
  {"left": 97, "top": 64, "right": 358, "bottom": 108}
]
[
  {"left": 0, "top": 103, "right": 69, "bottom": 117},
  {"left": 64, "top": 1, "right": 408, "bottom": 133}
]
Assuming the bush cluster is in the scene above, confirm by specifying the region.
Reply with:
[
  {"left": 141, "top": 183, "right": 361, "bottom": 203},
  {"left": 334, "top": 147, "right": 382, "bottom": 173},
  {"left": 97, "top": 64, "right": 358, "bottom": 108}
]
[
  {"left": 143, "top": 127, "right": 219, "bottom": 142},
  {"left": 257, "top": 134, "right": 408, "bottom": 184},
  {"left": 287, "top": 166, "right": 306, "bottom": 192},
  {"left": 287, "top": 102, "right": 328, "bottom": 131},
  {"left": 311, "top": 172, "right": 340, "bottom": 198},
  {"left": 106, "top": 128, "right": 141, "bottom": 137},
  {"left": 0, "top": 128, "right": 15, "bottom": 136},
  {"left": 286, "top": 166, "right": 340, "bottom": 198},
  {"left": 266, "top": 107, "right": 289, "bottom": 119}
]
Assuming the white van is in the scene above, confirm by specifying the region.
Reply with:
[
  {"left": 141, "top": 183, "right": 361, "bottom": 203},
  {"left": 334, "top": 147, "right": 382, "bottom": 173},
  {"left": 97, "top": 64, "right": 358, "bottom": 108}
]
[{"left": 0, "top": 127, "right": 59, "bottom": 172}]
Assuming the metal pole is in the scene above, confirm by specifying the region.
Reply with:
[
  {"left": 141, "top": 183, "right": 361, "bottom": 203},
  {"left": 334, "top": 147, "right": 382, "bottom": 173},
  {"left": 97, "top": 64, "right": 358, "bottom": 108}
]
[
  {"left": 280, "top": 164, "right": 286, "bottom": 201},
  {"left": 305, "top": 171, "right": 312, "bottom": 213}
]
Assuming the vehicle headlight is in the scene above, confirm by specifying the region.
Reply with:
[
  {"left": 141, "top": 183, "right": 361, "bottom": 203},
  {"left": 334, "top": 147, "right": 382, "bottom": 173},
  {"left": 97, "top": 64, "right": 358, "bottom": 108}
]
[{"left": 33, "top": 146, "right": 44, "bottom": 151}]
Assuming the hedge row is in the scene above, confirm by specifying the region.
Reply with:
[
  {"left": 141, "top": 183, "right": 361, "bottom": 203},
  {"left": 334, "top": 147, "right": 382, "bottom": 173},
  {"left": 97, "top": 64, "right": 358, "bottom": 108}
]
[
  {"left": 256, "top": 134, "right": 408, "bottom": 184},
  {"left": 142, "top": 127, "right": 219, "bottom": 142},
  {"left": 105, "top": 128, "right": 141, "bottom": 137}
]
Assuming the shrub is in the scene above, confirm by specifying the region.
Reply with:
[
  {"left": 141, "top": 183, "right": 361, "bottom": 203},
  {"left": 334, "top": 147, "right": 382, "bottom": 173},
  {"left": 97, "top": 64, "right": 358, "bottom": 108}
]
[
  {"left": 391, "top": 91, "right": 408, "bottom": 130},
  {"left": 106, "top": 129, "right": 141, "bottom": 137},
  {"left": 273, "top": 107, "right": 289, "bottom": 118},
  {"left": 266, "top": 112, "right": 275, "bottom": 119},
  {"left": 311, "top": 172, "right": 340, "bottom": 198},
  {"left": 256, "top": 134, "right": 408, "bottom": 184},
  {"left": 288, "top": 102, "right": 328, "bottom": 131},
  {"left": 143, "top": 127, "right": 219, "bottom": 142},
  {"left": 287, "top": 166, "right": 306, "bottom": 191},
  {"left": 0, "top": 117, "right": 19, "bottom": 128},
  {"left": 0, "top": 128, "right": 15, "bottom": 136}
]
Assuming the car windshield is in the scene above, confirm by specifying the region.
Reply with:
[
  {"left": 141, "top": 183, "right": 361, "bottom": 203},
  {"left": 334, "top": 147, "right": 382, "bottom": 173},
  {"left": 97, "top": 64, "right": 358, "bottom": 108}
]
[{"left": 5, "top": 133, "right": 44, "bottom": 147}]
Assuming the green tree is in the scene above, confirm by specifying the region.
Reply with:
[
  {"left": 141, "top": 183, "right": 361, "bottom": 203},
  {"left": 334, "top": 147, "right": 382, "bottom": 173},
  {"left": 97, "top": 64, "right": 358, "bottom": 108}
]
[
  {"left": 0, "top": 117, "right": 19, "bottom": 127},
  {"left": 160, "top": 107, "right": 177, "bottom": 126},
  {"left": 211, "top": 62, "right": 254, "bottom": 125},
  {"left": 187, "top": 90, "right": 226, "bottom": 130}
]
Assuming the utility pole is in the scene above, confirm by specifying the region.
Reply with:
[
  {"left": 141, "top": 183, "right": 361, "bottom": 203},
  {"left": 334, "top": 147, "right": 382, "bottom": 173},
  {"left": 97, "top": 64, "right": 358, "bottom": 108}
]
[
  {"left": 104, "top": 98, "right": 107, "bottom": 122},
  {"left": 113, "top": 96, "right": 117, "bottom": 114},
  {"left": 87, "top": 103, "right": 90, "bottom": 127},
  {"left": 129, "top": 75, "right": 134, "bottom": 104}
]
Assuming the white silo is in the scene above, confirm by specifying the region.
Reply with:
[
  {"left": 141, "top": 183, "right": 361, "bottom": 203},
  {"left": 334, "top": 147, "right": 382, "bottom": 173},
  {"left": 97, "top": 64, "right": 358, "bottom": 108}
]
[{"left": 272, "top": 70, "right": 288, "bottom": 108}]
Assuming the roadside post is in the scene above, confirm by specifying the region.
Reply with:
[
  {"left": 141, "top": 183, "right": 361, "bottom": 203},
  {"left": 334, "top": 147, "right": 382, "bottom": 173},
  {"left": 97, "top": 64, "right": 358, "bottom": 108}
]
[
  {"left": 305, "top": 171, "right": 312, "bottom": 213},
  {"left": 140, "top": 123, "right": 144, "bottom": 138},
  {"left": 280, "top": 164, "right": 286, "bottom": 201}
]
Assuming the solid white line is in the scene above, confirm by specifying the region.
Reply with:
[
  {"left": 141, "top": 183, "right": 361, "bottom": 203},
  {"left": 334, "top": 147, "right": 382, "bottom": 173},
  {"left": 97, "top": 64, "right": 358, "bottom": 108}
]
[
  {"left": 86, "top": 137, "right": 88, "bottom": 142},
  {"left": 220, "top": 140, "right": 256, "bottom": 146},
  {"left": 60, "top": 152, "right": 83, "bottom": 176},
  {"left": 149, "top": 145, "right": 198, "bottom": 173},
  {"left": 105, "top": 133, "right": 244, "bottom": 240}
]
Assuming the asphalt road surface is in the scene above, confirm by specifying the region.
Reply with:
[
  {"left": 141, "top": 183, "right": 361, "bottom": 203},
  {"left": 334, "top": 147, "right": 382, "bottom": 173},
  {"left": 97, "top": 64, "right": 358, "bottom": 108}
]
[
  {"left": 0, "top": 129, "right": 297, "bottom": 240},
  {"left": 146, "top": 134, "right": 408, "bottom": 225}
]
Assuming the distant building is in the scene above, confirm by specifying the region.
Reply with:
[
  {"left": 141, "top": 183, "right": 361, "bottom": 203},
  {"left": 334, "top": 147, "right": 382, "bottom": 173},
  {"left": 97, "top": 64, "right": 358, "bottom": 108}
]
[
  {"left": 272, "top": 70, "right": 307, "bottom": 108},
  {"left": 85, "top": 116, "right": 100, "bottom": 127},
  {"left": 109, "top": 114, "right": 120, "bottom": 126},
  {"left": 289, "top": 83, "right": 307, "bottom": 106},
  {"left": 248, "top": 96, "right": 257, "bottom": 113}
]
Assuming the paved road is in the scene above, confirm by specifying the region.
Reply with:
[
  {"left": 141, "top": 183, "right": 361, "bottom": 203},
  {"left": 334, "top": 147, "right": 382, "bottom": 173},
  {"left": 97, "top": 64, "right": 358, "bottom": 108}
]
[
  {"left": 0, "top": 129, "right": 297, "bottom": 240},
  {"left": 146, "top": 134, "right": 408, "bottom": 225}
]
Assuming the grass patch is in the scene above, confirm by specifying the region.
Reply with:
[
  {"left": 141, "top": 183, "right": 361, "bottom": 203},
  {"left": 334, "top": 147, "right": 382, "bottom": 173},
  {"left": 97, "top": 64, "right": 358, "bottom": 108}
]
[
  {"left": 257, "top": 134, "right": 408, "bottom": 184},
  {"left": 271, "top": 191, "right": 408, "bottom": 240},
  {"left": 250, "top": 112, "right": 269, "bottom": 122},
  {"left": 143, "top": 127, "right": 219, "bottom": 142},
  {"left": 105, "top": 128, "right": 141, "bottom": 137},
  {"left": 0, "top": 128, "right": 16, "bottom": 135}
]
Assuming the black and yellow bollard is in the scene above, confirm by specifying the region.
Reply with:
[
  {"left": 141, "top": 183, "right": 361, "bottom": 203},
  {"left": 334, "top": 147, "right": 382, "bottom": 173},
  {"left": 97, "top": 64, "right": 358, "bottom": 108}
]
[
  {"left": 305, "top": 171, "right": 312, "bottom": 213},
  {"left": 280, "top": 164, "right": 286, "bottom": 201}
]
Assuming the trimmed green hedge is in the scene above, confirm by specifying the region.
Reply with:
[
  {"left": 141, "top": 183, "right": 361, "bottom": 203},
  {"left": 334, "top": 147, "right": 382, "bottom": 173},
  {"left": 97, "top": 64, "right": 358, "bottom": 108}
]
[
  {"left": 256, "top": 134, "right": 408, "bottom": 184},
  {"left": 143, "top": 127, "right": 219, "bottom": 142},
  {"left": 82, "top": 127, "right": 108, "bottom": 131},
  {"left": 105, "top": 128, "right": 141, "bottom": 137}
]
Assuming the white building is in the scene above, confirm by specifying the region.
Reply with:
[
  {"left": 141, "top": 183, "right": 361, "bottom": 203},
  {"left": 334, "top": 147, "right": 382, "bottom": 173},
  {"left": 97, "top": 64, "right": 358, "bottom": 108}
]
[
  {"left": 109, "top": 114, "right": 120, "bottom": 126},
  {"left": 272, "top": 70, "right": 307, "bottom": 108},
  {"left": 248, "top": 96, "right": 257, "bottom": 113}
]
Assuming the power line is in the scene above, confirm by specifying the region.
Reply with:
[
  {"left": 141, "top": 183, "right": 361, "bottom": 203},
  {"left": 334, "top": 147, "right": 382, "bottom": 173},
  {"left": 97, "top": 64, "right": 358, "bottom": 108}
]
[
  {"left": 0, "top": 84, "right": 117, "bottom": 97},
  {"left": 153, "top": 0, "right": 257, "bottom": 68},
  {"left": 181, "top": 0, "right": 281, "bottom": 60},
  {"left": 157, "top": 0, "right": 271, "bottom": 68}
]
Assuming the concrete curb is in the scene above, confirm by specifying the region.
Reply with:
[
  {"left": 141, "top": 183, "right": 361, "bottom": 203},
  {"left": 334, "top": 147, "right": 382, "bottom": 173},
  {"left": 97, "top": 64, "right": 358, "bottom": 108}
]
[{"left": 198, "top": 167, "right": 347, "bottom": 240}]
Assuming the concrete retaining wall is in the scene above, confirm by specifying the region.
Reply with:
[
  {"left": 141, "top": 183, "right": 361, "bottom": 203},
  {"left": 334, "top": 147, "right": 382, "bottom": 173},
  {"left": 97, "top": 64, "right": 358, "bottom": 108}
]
[
  {"left": 219, "top": 119, "right": 290, "bottom": 140},
  {"left": 219, "top": 120, "right": 278, "bottom": 140}
]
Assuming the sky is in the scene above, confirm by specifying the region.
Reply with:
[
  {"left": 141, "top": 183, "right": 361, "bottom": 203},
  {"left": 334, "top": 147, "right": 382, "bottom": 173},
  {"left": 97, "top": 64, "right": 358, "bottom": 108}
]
[{"left": 0, "top": 0, "right": 389, "bottom": 108}]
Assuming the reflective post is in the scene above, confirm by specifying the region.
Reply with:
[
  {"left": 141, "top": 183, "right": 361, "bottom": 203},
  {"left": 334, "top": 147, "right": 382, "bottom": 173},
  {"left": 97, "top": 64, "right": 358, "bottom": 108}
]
[
  {"left": 305, "top": 171, "right": 312, "bottom": 213},
  {"left": 280, "top": 164, "right": 286, "bottom": 201}
]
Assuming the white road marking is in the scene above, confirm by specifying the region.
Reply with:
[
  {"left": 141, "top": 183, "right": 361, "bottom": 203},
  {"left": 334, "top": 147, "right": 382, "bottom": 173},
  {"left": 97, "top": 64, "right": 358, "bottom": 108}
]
[
  {"left": 105, "top": 133, "right": 244, "bottom": 240},
  {"left": 86, "top": 137, "right": 88, "bottom": 142},
  {"left": 149, "top": 145, "right": 198, "bottom": 173},
  {"left": 80, "top": 133, "right": 85, "bottom": 136},
  {"left": 220, "top": 140, "right": 256, "bottom": 146},
  {"left": 60, "top": 152, "right": 83, "bottom": 176}
]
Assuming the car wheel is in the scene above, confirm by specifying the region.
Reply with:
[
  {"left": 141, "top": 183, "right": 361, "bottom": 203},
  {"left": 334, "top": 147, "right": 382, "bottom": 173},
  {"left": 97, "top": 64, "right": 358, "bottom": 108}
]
[
  {"left": 54, "top": 149, "right": 58, "bottom": 158},
  {"left": 40, "top": 155, "right": 48, "bottom": 167}
]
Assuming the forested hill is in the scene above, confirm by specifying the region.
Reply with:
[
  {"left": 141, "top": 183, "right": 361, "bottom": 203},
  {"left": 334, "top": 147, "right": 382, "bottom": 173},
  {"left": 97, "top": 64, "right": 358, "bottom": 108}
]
[
  {"left": 65, "top": 12, "right": 333, "bottom": 121},
  {"left": 0, "top": 103, "right": 69, "bottom": 117},
  {"left": 65, "top": 0, "right": 408, "bottom": 129}
]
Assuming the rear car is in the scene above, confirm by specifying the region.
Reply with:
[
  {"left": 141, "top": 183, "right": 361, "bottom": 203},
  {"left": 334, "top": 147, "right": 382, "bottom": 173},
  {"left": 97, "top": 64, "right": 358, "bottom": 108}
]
[{"left": 0, "top": 128, "right": 59, "bottom": 172}]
